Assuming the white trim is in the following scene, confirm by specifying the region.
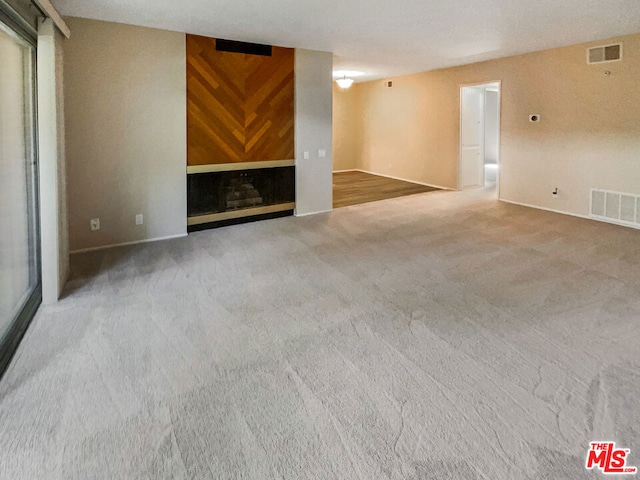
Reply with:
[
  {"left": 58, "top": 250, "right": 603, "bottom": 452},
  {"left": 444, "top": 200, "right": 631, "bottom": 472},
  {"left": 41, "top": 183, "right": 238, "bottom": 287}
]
[
  {"left": 495, "top": 86, "right": 502, "bottom": 198},
  {"left": 350, "top": 169, "right": 454, "bottom": 191},
  {"left": 70, "top": 233, "right": 187, "bottom": 254},
  {"left": 459, "top": 80, "right": 502, "bottom": 88},
  {"left": 590, "top": 216, "right": 640, "bottom": 230},
  {"left": 37, "top": 19, "right": 64, "bottom": 303},
  {"left": 503, "top": 197, "right": 640, "bottom": 231},
  {"left": 500, "top": 198, "right": 590, "bottom": 220},
  {"left": 332, "top": 168, "right": 359, "bottom": 173},
  {"left": 458, "top": 80, "right": 502, "bottom": 195},
  {"left": 294, "top": 208, "right": 333, "bottom": 217}
]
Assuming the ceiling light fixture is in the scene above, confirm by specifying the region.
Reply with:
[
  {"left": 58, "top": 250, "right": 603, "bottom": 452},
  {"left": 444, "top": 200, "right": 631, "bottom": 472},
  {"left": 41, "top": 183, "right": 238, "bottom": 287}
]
[{"left": 336, "top": 76, "right": 355, "bottom": 89}]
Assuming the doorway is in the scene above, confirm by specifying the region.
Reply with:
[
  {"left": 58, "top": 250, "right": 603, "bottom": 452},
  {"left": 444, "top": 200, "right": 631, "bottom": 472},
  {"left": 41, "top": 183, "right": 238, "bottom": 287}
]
[{"left": 459, "top": 82, "right": 501, "bottom": 193}]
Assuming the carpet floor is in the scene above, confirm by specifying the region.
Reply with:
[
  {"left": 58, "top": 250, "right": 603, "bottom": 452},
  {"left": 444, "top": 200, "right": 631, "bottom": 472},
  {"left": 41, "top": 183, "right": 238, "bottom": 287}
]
[{"left": 1, "top": 188, "right": 639, "bottom": 479}]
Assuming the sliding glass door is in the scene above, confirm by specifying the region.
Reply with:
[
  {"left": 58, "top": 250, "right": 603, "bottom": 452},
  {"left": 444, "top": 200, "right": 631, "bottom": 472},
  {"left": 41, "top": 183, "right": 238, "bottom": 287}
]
[{"left": 0, "top": 20, "right": 41, "bottom": 376}]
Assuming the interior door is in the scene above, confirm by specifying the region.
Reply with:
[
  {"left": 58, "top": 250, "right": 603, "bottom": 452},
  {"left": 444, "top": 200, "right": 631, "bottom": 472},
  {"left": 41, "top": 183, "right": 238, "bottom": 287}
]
[{"left": 460, "top": 86, "right": 484, "bottom": 188}]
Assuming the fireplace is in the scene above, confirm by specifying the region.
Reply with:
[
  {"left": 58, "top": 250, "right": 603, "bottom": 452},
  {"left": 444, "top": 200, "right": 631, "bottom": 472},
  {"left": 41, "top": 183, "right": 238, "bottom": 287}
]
[{"left": 187, "top": 165, "right": 295, "bottom": 231}]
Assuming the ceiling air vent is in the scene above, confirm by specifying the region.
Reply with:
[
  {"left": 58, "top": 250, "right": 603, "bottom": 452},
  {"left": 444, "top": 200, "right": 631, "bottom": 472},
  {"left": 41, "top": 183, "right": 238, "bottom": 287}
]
[{"left": 587, "top": 43, "right": 622, "bottom": 64}]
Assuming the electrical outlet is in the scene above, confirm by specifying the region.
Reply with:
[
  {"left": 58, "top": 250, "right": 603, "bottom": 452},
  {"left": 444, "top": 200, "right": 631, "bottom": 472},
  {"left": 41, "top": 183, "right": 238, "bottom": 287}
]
[
  {"left": 90, "top": 218, "right": 100, "bottom": 231},
  {"left": 303, "top": 151, "right": 309, "bottom": 160},
  {"left": 318, "top": 149, "right": 326, "bottom": 158},
  {"left": 135, "top": 214, "right": 144, "bottom": 225}
]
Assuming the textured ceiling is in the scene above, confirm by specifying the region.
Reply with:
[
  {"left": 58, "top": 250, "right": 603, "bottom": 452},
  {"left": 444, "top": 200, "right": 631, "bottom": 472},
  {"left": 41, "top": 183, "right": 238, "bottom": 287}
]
[{"left": 52, "top": 0, "right": 640, "bottom": 82}]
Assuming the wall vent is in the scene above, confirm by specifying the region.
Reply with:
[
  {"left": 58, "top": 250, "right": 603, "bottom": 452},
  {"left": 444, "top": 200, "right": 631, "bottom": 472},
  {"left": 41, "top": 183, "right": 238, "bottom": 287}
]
[
  {"left": 587, "top": 43, "right": 622, "bottom": 64},
  {"left": 216, "top": 39, "right": 272, "bottom": 56},
  {"left": 590, "top": 188, "right": 640, "bottom": 229}
]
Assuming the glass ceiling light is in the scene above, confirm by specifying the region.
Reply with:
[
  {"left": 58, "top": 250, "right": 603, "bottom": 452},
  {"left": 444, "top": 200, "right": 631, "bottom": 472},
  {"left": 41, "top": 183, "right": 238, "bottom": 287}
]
[{"left": 336, "top": 76, "right": 354, "bottom": 89}]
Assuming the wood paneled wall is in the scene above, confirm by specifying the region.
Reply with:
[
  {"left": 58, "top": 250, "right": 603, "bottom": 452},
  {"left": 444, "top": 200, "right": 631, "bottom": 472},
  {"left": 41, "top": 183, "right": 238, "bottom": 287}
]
[{"left": 186, "top": 35, "right": 295, "bottom": 166}]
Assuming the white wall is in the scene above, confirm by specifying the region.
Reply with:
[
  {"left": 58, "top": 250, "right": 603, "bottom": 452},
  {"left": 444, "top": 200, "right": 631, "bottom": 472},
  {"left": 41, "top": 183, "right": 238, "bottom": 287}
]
[
  {"left": 63, "top": 17, "right": 187, "bottom": 252},
  {"left": 336, "top": 32, "right": 640, "bottom": 218},
  {"left": 38, "top": 18, "right": 69, "bottom": 302},
  {"left": 294, "top": 49, "right": 333, "bottom": 216},
  {"left": 63, "top": 19, "right": 333, "bottom": 240},
  {"left": 332, "top": 83, "right": 359, "bottom": 171}
]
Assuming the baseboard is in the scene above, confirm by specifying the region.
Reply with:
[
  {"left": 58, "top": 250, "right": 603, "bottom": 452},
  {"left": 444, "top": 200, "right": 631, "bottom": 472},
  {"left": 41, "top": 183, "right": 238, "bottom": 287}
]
[
  {"left": 70, "top": 233, "right": 188, "bottom": 254},
  {"left": 502, "top": 198, "right": 640, "bottom": 231},
  {"left": 351, "top": 169, "right": 455, "bottom": 191},
  {"left": 499, "top": 199, "right": 594, "bottom": 221},
  {"left": 332, "top": 169, "right": 358, "bottom": 173},
  {"left": 294, "top": 208, "right": 333, "bottom": 217},
  {"left": 588, "top": 215, "right": 640, "bottom": 230}
]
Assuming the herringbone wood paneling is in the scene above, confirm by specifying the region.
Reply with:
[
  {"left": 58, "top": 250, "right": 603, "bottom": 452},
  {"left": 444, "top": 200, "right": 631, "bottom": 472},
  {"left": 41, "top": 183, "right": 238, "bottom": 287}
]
[{"left": 187, "top": 35, "right": 294, "bottom": 166}]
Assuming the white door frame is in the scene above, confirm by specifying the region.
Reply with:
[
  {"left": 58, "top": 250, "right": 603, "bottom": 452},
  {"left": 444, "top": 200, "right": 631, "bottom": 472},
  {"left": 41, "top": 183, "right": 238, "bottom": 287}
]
[{"left": 458, "top": 80, "right": 502, "bottom": 197}]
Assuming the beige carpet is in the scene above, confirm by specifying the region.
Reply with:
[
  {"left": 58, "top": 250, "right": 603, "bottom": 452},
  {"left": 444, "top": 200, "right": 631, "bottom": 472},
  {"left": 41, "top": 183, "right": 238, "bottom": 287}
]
[{"left": 1, "top": 188, "right": 638, "bottom": 479}]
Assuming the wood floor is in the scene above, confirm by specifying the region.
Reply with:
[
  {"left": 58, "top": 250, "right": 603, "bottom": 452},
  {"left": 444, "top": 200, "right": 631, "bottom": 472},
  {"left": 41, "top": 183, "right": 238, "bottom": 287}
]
[{"left": 333, "top": 170, "right": 440, "bottom": 208}]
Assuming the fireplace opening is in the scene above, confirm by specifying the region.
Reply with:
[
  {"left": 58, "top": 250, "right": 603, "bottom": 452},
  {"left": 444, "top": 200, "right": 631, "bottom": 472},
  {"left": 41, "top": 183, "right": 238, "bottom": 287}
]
[{"left": 187, "top": 166, "right": 295, "bottom": 230}]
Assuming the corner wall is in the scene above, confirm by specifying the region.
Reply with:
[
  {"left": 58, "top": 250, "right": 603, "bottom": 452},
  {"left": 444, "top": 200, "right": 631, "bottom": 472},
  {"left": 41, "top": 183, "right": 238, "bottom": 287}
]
[
  {"left": 64, "top": 19, "right": 337, "bottom": 251},
  {"left": 37, "top": 18, "right": 68, "bottom": 302},
  {"left": 63, "top": 17, "right": 187, "bottom": 252},
  {"left": 338, "top": 32, "right": 640, "bottom": 217},
  {"left": 294, "top": 49, "right": 333, "bottom": 216}
]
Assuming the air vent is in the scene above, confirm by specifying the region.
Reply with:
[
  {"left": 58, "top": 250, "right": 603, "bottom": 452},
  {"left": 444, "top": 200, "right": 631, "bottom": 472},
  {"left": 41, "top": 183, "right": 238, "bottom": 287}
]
[
  {"left": 590, "top": 188, "right": 640, "bottom": 229},
  {"left": 587, "top": 43, "right": 622, "bottom": 64},
  {"left": 216, "top": 39, "right": 272, "bottom": 56}
]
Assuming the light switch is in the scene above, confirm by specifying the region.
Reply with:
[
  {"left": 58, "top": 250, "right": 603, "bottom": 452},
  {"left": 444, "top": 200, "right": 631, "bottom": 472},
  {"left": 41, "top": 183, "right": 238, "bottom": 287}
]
[
  {"left": 318, "top": 149, "right": 326, "bottom": 158},
  {"left": 303, "top": 151, "right": 309, "bottom": 160}
]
